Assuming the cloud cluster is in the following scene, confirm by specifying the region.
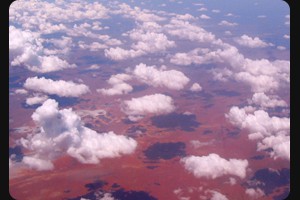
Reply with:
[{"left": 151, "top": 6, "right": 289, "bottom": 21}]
[
  {"left": 105, "top": 30, "right": 175, "bottom": 60},
  {"left": 235, "top": 34, "right": 271, "bottom": 48},
  {"left": 181, "top": 153, "right": 248, "bottom": 179},
  {"left": 165, "top": 19, "right": 216, "bottom": 43},
  {"left": 9, "top": 26, "right": 76, "bottom": 73},
  {"left": 171, "top": 43, "right": 289, "bottom": 93},
  {"left": 24, "top": 77, "right": 90, "bottom": 97},
  {"left": 19, "top": 99, "right": 137, "bottom": 170},
  {"left": 248, "top": 92, "right": 287, "bottom": 108},
  {"left": 133, "top": 63, "right": 190, "bottom": 90},
  {"left": 97, "top": 63, "right": 190, "bottom": 95},
  {"left": 122, "top": 94, "right": 175, "bottom": 121},
  {"left": 226, "top": 106, "right": 290, "bottom": 160}
]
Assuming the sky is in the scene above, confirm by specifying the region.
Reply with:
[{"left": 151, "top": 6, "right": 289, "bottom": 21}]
[{"left": 9, "top": 0, "right": 290, "bottom": 199}]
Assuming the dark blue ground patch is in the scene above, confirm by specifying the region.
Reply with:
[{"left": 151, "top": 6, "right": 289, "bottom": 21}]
[
  {"left": 151, "top": 113, "right": 200, "bottom": 131},
  {"left": 143, "top": 142, "right": 186, "bottom": 160}
]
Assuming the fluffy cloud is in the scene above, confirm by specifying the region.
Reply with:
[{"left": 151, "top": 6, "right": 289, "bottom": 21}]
[
  {"left": 165, "top": 19, "right": 216, "bottom": 43},
  {"left": 226, "top": 106, "right": 290, "bottom": 160},
  {"left": 235, "top": 35, "right": 270, "bottom": 48},
  {"left": 26, "top": 94, "right": 48, "bottom": 106},
  {"left": 24, "top": 77, "right": 90, "bottom": 97},
  {"left": 97, "top": 74, "right": 133, "bottom": 96},
  {"left": 22, "top": 156, "right": 54, "bottom": 171},
  {"left": 181, "top": 153, "right": 248, "bottom": 179},
  {"left": 189, "top": 83, "right": 202, "bottom": 92},
  {"left": 9, "top": 26, "right": 76, "bottom": 73},
  {"left": 248, "top": 92, "right": 287, "bottom": 108},
  {"left": 210, "top": 190, "right": 229, "bottom": 200},
  {"left": 105, "top": 30, "right": 175, "bottom": 61},
  {"left": 200, "top": 14, "right": 210, "bottom": 19},
  {"left": 117, "top": 3, "right": 165, "bottom": 22},
  {"left": 133, "top": 63, "right": 190, "bottom": 90},
  {"left": 245, "top": 188, "right": 265, "bottom": 198},
  {"left": 19, "top": 99, "right": 137, "bottom": 170},
  {"left": 218, "top": 20, "right": 238, "bottom": 26},
  {"left": 122, "top": 94, "right": 175, "bottom": 121},
  {"left": 15, "top": 89, "right": 28, "bottom": 95}
]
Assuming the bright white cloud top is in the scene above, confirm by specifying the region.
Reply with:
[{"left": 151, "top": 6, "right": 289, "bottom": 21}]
[
  {"left": 181, "top": 153, "right": 248, "bottom": 179},
  {"left": 19, "top": 99, "right": 137, "bottom": 170},
  {"left": 226, "top": 106, "right": 290, "bottom": 160},
  {"left": 122, "top": 93, "right": 175, "bottom": 121},
  {"left": 133, "top": 63, "right": 190, "bottom": 90},
  {"left": 235, "top": 34, "right": 271, "bottom": 48},
  {"left": 24, "top": 76, "right": 90, "bottom": 97}
]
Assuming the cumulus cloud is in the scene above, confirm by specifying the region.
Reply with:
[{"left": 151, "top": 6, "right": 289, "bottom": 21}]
[
  {"left": 218, "top": 20, "right": 238, "bottom": 26},
  {"left": 105, "top": 29, "right": 175, "bottom": 61},
  {"left": 19, "top": 99, "right": 137, "bottom": 170},
  {"left": 15, "top": 89, "right": 28, "bottom": 95},
  {"left": 181, "top": 153, "right": 248, "bottom": 179},
  {"left": 234, "top": 35, "right": 271, "bottom": 48},
  {"left": 245, "top": 188, "right": 265, "bottom": 198},
  {"left": 189, "top": 83, "right": 202, "bottom": 92},
  {"left": 165, "top": 19, "right": 216, "bottom": 43},
  {"left": 226, "top": 106, "right": 290, "bottom": 160},
  {"left": 199, "top": 14, "right": 210, "bottom": 19},
  {"left": 209, "top": 190, "right": 229, "bottom": 200},
  {"left": 283, "top": 34, "right": 290, "bottom": 39},
  {"left": 24, "top": 77, "right": 90, "bottom": 97},
  {"left": 9, "top": 26, "right": 76, "bottom": 73},
  {"left": 248, "top": 92, "right": 287, "bottom": 108},
  {"left": 26, "top": 94, "right": 48, "bottom": 106},
  {"left": 97, "top": 74, "right": 133, "bottom": 96},
  {"left": 117, "top": 3, "right": 165, "bottom": 22},
  {"left": 133, "top": 63, "right": 190, "bottom": 90},
  {"left": 122, "top": 94, "right": 175, "bottom": 121}
]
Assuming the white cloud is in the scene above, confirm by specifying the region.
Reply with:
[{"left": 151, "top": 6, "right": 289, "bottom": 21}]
[
  {"left": 198, "top": 7, "right": 207, "bottom": 11},
  {"left": 181, "top": 153, "right": 248, "bottom": 179},
  {"left": 248, "top": 92, "right": 287, "bottom": 108},
  {"left": 283, "top": 34, "right": 290, "bottom": 39},
  {"left": 9, "top": 26, "right": 76, "bottom": 73},
  {"left": 212, "top": 9, "right": 220, "bottom": 13},
  {"left": 199, "top": 14, "right": 210, "bottom": 19},
  {"left": 133, "top": 63, "right": 190, "bottom": 90},
  {"left": 15, "top": 89, "right": 28, "bottom": 95},
  {"left": 24, "top": 77, "right": 90, "bottom": 97},
  {"left": 176, "top": 14, "right": 196, "bottom": 20},
  {"left": 218, "top": 20, "right": 238, "bottom": 26},
  {"left": 117, "top": 3, "right": 165, "bottom": 22},
  {"left": 226, "top": 106, "right": 290, "bottom": 160},
  {"left": 277, "top": 46, "right": 286, "bottom": 50},
  {"left": 245, "top": 188, "right": 265, "bottom": 198},
  {"left": 210, "top": 190, "right": 229, "bottom": 200},
  {"left": 19, "top": 99, "right": 137, "bottom": 170},
  {"left": 257, "top": 134, "right": 290, "bottom": 160},
  {"left": 78, "top": 41, "right": 108, "bottom": 51},
  {"left": 234, "top": 35, "right": 270, "bottom": 48},
  {"left": 22, "top": 156, "right": 54, "bottom": 171},
  {"left": 26, "top": 94, "right": 48, "bottom": 106},
  {"left": 97, "top": 74, "right": 133, "bottom": 96},
  {"left": 105, "top": 30, "right": 175, "bottom": 61},
  {"left": 189, "top": 83, "right": 202, "bottom": 92},
  {"left": 165, "top": 19, "right": 216, "bottom": 43},
  {"left": 122, "top": 93, "right": 175, "bottom": 121},
  {"left": 28, "top": 55, "right": 77, "bottom": 73},
  {"left": 104, "top": 47, "right": 143, "bottom": 61},
  {"left": 257, "top": 15, "right": 266, "bottom": 18}
]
